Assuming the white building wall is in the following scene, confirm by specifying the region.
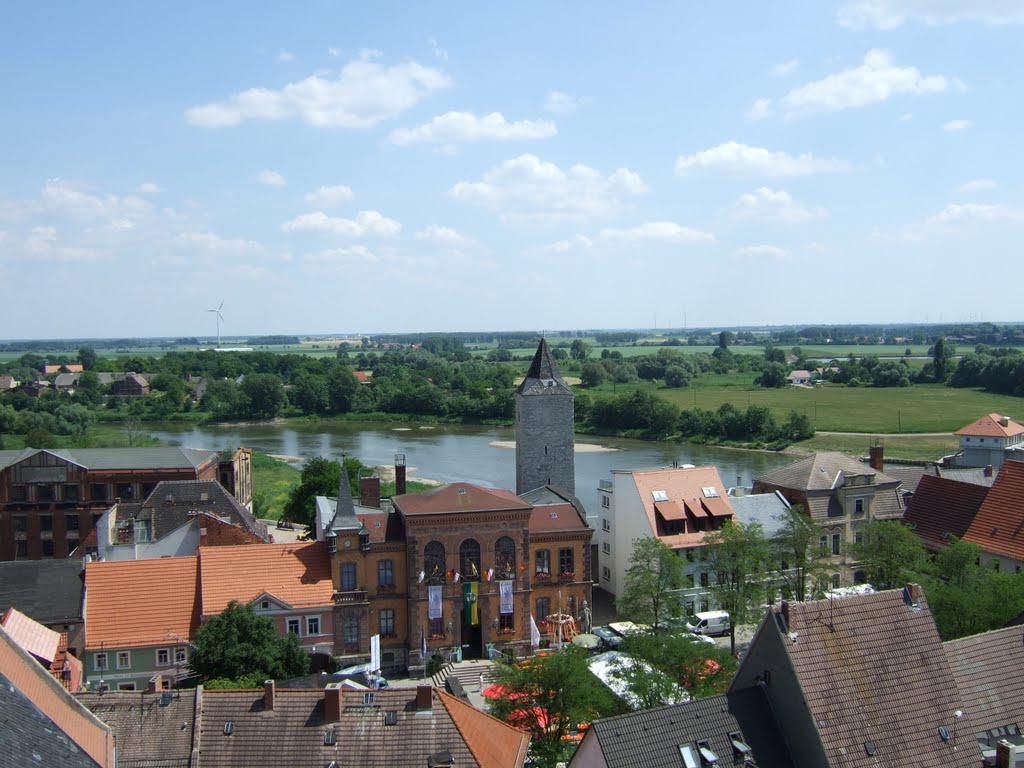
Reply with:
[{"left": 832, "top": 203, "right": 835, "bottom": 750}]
[
  {"left": 98, "top": 520, "right": 199, "bottom": 561},
  {"left": 604, "top": 470, "right": 655, "bottom": 598}
]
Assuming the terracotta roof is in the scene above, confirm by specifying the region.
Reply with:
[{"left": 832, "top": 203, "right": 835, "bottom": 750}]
[
  {"left": 394, "top": 483, "right": 532, "bottom": 516},
  {"left": 755, "top": 452, "right": 901, "bottom": 491},
  {"left": 626, "top": 465, "right": 735, "bottom": 544},
  {"left": 574, "top": 687, "right": 793, "bottom": 768},
  {"left": 76, "top": 689, "right": 198, "bottom": 768},
  {"left": 45, "top": 364, "right": 84, "bottom": 374},
  {"left": 945, "top": 624, "right": 1024, "bottom": 738},
  {"left": 85, "top": 556, "right": 199, "bottom": 650},
  {"left": 962, "top": 460, "right": 1024, "bottom": 561},
  {"left": 199, "top": 542, "right": 333, "bottom": 615},
  {"left": 904, "top": 474, "right": 989, "bottom": 551},
  {"left": 2, "top": 606, "right": 62, "bottom": 662},
  {"left": 0, "top": 625, "right": 115, "bottom": 766},
  {"left": 955, "top": 412, "right": 1024, "bottom": 438},
  {"left": 528, "top": 502, "right": 590, "bottom": 533},
  {"left": 195, "top": 685, "right": 527, "bottom": 768},
  {"left": 757, "top": 588, "right": 974, "bottom": 768}
]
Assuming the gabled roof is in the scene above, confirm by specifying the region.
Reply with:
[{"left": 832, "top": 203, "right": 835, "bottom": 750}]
[
  {"left": 624, "top": 465, "right": 735, "bottom": 547},
  {"left": 903, "top": 474, "right": 989, "bottom": 551},
  {"left": 393, "top": 483, "right": 532, "bottom": 517},
  {"left": 0, "top": 625, "right": 115, "bottom": 767},
  {"left": 754, "top": 451, "right": 901, "bottom": 492},
  {"left": 198, "top": 542, "right": 333, "bottom": 615},
  {"left": 573, "top": 687, "right": 792, "bottom": 768},
  {"left": 124, "top": 479, "right": 267, "bottom": 542},
  {"left": 85, "top": 556, "right": 200, "bottom": 650},
  {"left": 521, "top": 485, "right": 590, "bottom": 534},
  {"left": 751, "top": 588, "right": 974, "bottom": 768},
  {"left": 730, "top": 491, "right": 791, "bottom": 538},
  {"left": 76, "top": 689, "right": 198, "bottom": 768},
  {"left": 45, "top": 364, "right": 84, "bottom": 374},
  {"left": 195, "top": 685, "right": 528, "bottom": 768},
  {"left": 962, "top": 460, "right": 1024, "bottom": 561},
  {"left": 2, "top": 606, "right": 61, "bottom": 663},
  {"left": 0, "top": 559, "right": 85, "bottom": 625},
  {"left": 0, "top": 446, "right": 218, "bottom": 472},
  {"left": 516, "top": 338, "right": 572, "bottom": 396},
  {"left": 956, "top": 412, "right": 1024, "bottom": 438},
  {"left": 945, "top": 624, "right": 1024, "bottom": 737}
]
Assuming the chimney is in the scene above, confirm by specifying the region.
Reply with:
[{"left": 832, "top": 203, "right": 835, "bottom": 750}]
[
  {"left": 416, "top": 685, "right": 432, "bottom": 713},
  {"left": 147, "top": 675, "right": 163, "bottom": 693},
  {"left": 869, "top": 440, "right": 884, "bottom": 472},
  {"left": 985, "top": 465, "right": 994, "bottom": 478},
  {"left": 324, "top": 686, "right": 342, "bottom": 722},
  {"left": 360, "top": 477, "right": 381, "bottom": 509},
  {"left": 905, "top": 582, "right": 923, "bottom": 607},
  {"left": 997, "top": 739, "right": 1017, "bottom": 768},
  {"left": 1000, "top": 416, "right": 1010, "bottom": 428},
  {"left": 395, "top": 454, "right": 407, "bottom": 496},
  {"left": 780, "top": 600, "right": 790, "bottom": 630},
  {"left": 263, "top": 680, "right": 275, "bottom": 711}
]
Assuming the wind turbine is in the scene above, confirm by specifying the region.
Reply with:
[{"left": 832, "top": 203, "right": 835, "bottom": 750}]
[{"left": 207, "top": 300, "right": 225, "bottom": 348}]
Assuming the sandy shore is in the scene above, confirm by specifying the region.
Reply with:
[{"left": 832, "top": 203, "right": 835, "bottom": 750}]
[{"left": 488, "top": 440, "right": 619, "bottom": 453}]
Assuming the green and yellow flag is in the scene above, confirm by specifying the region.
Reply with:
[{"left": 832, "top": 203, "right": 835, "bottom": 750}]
[{"left": 463, "top": 581, "right": 479, "bottom": 626}]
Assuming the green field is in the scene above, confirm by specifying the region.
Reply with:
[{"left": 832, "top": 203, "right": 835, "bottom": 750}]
[{"left": 793, "top": 433, "right": 960, "bottom": 461}]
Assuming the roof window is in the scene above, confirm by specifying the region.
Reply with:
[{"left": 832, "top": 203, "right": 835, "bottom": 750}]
[
  {"left": 223, "top": 722, "right": 234, "bottom": 736},
  {"left": 678, "top": 745, "right": 698, "bottom": 768},
  {"left": 697, "top": 741, "right": 719, "bottom": 765},
  {"left": 324, "top": 729, "right": 337, "bottom": 746},
  {"left": 701, "top": 487, "right": 719, "bottom": 498},
  {"left": 652, "top": 490, "right": 669, "bottom": 502},
  {"left": 730, "top": 733, "right": 752, "bottom": 759}
]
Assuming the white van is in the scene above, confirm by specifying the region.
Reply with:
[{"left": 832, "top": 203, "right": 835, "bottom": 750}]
[{"left": 686, "top": 611, "right": 731, "bottom": 637}]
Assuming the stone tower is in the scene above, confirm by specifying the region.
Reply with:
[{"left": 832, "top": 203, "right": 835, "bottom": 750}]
[{"left": 515, "top": 338, "right": 575, "bottom": 496}]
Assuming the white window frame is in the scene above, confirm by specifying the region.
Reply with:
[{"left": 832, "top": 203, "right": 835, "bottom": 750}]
[
  {"left": 602, "top": 566, "right": 611, "bottom": 581},
  {"left": 116, "top": 651, "right": 131, "bottom": 670},
  {"left": 602, "top": 518, "right": 610, "bottom": 532},
  {"left": 155, "top": 648, "right": 170, "bottom": 666},
  {"left": 602, "top": 541, "right": 611, "bottom": 554},
  {"left": 287, "top": 618, "right": 301, "bottom": 636},
  {"left": 94, "top": 652, "right": 108, "bottom": 672},
  {"left": 174, "top": 647, "right": 188, "bottom": 665},
  {"left": 306, "top": 616, "right": 321, "bottom": 637},
  {"left": 601, "top": 495, "right": 610, "bottom": 508}
]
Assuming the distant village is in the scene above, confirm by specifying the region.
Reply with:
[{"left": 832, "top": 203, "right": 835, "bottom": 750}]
[{"left": 3, "top": 338, "right": 1024, "bottom": 767}]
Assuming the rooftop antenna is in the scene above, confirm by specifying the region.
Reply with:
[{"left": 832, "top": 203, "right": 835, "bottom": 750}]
[{"left": 206, "top": 300, "right": 225, "bottom": 348}]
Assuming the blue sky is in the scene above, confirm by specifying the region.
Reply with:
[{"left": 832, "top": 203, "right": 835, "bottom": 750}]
[{"left": 1, "top": 1, "right": 1022, "bottom": 339}]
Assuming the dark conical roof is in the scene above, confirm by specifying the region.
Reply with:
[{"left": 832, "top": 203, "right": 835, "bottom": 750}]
[{"left": 517, "top": 338, "right": 571, "bottom": 395}]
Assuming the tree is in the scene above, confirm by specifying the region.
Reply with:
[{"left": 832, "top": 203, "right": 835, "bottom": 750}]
[
  {"left": 718, "top": 331, "right": 733, "bottom": 349},
  {"left": 932, "top": 337, "right": 953, "bottom": 382},
  {"left": 486, "top": 647, "right": 616, "bottom": 767},
  {"left": 849, "top": 520, "right": 927, "bottom": 590},
  {"left": 190, "top": 601, "right": 309, "bottom": 683},
  {"left": 579, "top": 360, "right": 605, "bottom": 388},
  {"left": 773, "top": 505, "right": 828, "bottom": 602},
  {"left": 77, "top": 346, "right": 98, "bottom": 371},
  {"left": 763, "top": 346, "right": 786, "bottom": 364},
  {"left": 282, "top": 455, "right": 366, "bottom": 529},
  {"left": 290, "top": 373, "right": 329, "bottom": 415},
  {"left": 703, "top": 520, "right": 769, "bottom": 653},
  {"left": 663, "top": 365, "right": 690, "bottom": 388},
  {"left": 326, "top": 367, "right": 358, "bottom": 413},
  {"left": 618, "top": 631, "right": 736, "bottom": 699},
  {"left": 238, "top": 373, "right": 285, "bottom": 419},
  {"left": 569, "top": 338, "right": 591, "bottom": 361},
  {"left": 617, "top": 537, "right": 684, "bottom": 632},
  {"left": 755, "top": 362, "right": 788, "bottom": 388}
]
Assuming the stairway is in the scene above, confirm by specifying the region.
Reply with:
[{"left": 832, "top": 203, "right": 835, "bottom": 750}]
[{"left": 432, "top": 659, "right": 496, "bottom": 692}]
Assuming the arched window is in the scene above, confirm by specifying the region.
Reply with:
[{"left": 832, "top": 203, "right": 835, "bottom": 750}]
[
  {"left": 494, "top": 536, "right": 516, "bottom": 579},
  {"left": 424, "top": 541, "right": 446, "bottom": 584},
  {"left": 460, "top": 538, "right": 481, "bottom": 581}
]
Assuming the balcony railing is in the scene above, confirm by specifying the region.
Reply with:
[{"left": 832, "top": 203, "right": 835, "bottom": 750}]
[{"left": 334, "top": 589, "right": 368, "bottom": 604}]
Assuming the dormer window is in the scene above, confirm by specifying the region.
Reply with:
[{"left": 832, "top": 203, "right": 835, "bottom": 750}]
[{"left": 358, "top": 523, "right": 370, "bottom": 552}]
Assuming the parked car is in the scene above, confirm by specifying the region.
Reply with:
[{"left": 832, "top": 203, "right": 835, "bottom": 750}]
[
  {"left": 591, "top": 625, "right": 622, "bottom": 650},
  {"left": 685, "top": 611, "right": 731, "bottom": 637}
]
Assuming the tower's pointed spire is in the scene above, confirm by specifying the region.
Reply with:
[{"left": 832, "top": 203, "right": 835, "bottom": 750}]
[
  {"left": 335, "top": 454, "right": 356, "bottom": 521},
  {"left": 517, "top": 337, "right": 570, "bottom": 394}
]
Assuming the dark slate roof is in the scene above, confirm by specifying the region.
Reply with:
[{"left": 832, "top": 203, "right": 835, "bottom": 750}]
[
  {"left": 0, "top": 447, "right": 218, "bottom": 472},
  {"left": 127, "top": 480, "right": 267, "bottom": 542},
  {"left": 730, "top": 491, "right": 791, "bottom": 538},
  {"left": 516, "top": 338, "right": 572, "bottom": 396},
  {"left": 0, "top": 559, "right": 85, "bottom": 625},
  {"left": 878, "top": 463, "right": 930, "bottom": 495},
  {"left": 903, "top": 474, "right": 989, "bottom": 551},
  {"left": 945, "top": 624, "right": 1024, "bottom": 737},
  {"left": 578, "top": 687, "right": 793, "bottom": 768},
  {"left": 935, "top": 466, "right": 997, "bottom": 487},
  {"left": 76, "top": 689, "right": 197, "bottom": 768},
  {"left": 0, "top": 671, "right": 101, "bottom": 768},
  {"left": 765, "top": 588, "right": 975, "bottom": 768},
  {"left": 755, "top": 452, "right": 901, "bottom": 491}
]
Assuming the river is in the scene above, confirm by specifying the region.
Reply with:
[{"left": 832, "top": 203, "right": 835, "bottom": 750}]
[{"left": 142, "top": 422, "right": 795, "bottom": 516}]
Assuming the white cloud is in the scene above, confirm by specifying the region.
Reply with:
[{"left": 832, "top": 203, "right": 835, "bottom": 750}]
[
  {"left": 40, "top": 178, "right": 152, "bottom": 221},
  {"left": 186, "top": 51, "right": 451, "bottom": 128},
  {"left": 450, "top": 154, "right": 647, "bottom": 224},
  {"left": 959, "top": 178, "right": 996, "bottom": 193},
  {"left": 734, "top": 244, "right": 793, "bottom": 260},
  {"left": 256, "top": 169, "right": 287, "bottom": 187},
  {"left": 328, "top": 46, "right": 342, "bottom": 57},
  {"left": 763, "top": 49, "right": 952, "bottom": 117},
  {"left": 772, "top": 59, "right": 800, "bottom": 77},
  {"left": 545, "top": 90, "right": 586, "bottom": 114},
  {"left": 943, "top": 118, "right": 972, "bottom": 132},
  {"left": 675, "top": 142, "right": 848, "bottom": 176},
  {"left": 138, "top": 181, "right": 163, "bottom": 194},
  {"left": 304, "top": 184, "right": 354, "bottom": 207},
  {"left": 175, "top": 231, "right": 264, "bottom": 254},
  {"left": 23, "top": 226, "right": 103, "bottom": 262},
  {"left": 389, "top": 112, "right": 557, "bottom": 147},
  {"left": 733, "top": 187, "right": 826, "bottom": 223},
  {"left": 428, "top": 37, "right": 448, "bottom": 61},
  {"left": 745, "top": 98, "right": 774, "bottom": 121},
  {"left": 277, "top": 50, "right": 294, "bottom": 62},
  {"left": 415, "top": 224, "right": 474, "bottom": 247},
  {"left": 281, "top": 210, "right": 401, "bottom": 237},
  {"left": 600, "top": 221, "right": 715, "bottom": 245},
  {"left": 928, "top": 202, "right": 1024, "bottom": 224},
  {"left": 838, "top": 0, "right": 1024, "bottom": 29},
  {"left": 523, "top": 234, "right": 593, "bottom": 256},
  {"left": 304, "top": 245, "right": 378, "bottom": 267},
  {"left": 899, "top": 112, "right": 913, "bottom": 121}
]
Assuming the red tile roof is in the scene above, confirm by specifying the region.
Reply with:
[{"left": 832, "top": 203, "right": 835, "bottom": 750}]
[
  {"left": 45, "top": 364, "right": 84, "bottom": 374},
  {"left": 528, "top": 502, "right": 589, "bottom": 533},
  {"left": 962, "top": 460, "right": 1024, "bottom": 561},
  {"left": 903, "top": 474, "right": 990, "bottom": 551},
  {"left": 437, "top": 689, "right": 530, "bottom": 768},
  {"left": 628, "top": 466, "right": 735, "bottom": 547},
  {"left": 394, "top": 483, "right": 532, "bottom": 516},
  {"left": 199, "top": 542, "right": 334, "bottom": 615},
  {"left": 85, "top": 556, "right": 199, "bottom": 650},
  {"left": 1, "top": 607, "right": 83, "bottom": 691},
  {"left": 956, "top": 412, "right": 1024, "bottom": 438}
]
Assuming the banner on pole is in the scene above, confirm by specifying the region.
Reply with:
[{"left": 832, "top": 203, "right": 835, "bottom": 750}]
[
  {"left": 499, "top": 580, "right": 514, "bottom": 615},
  {"left": 428, "top": 585, "right": 443, "bottom": 619},
  {"left": 463, "top": 581, "right": 479, "bottom": 625}
]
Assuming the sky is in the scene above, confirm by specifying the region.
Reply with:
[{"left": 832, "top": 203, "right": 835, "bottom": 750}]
[{"left": 1, "top": 1, "right": 1022, "bottom": 340}]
